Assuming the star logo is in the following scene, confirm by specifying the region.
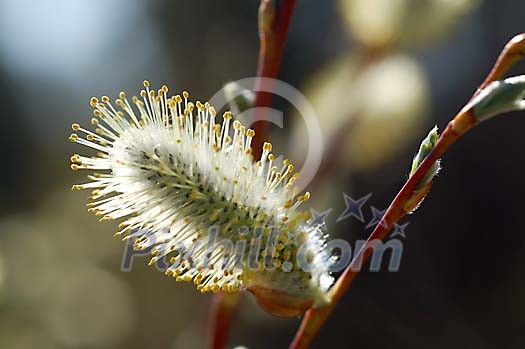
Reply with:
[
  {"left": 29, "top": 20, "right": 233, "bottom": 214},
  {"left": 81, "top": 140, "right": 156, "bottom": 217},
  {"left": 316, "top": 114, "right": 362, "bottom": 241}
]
[
  {"left": 310, "top": 208, "right": 332, "bottom": 226},
  {"left": 365, "top": 206, "right": 388, "bottom": 229},
  {"left": 391, "top": 222, "right": 409, "bottom": 238},
  {"left": 337, "top": 193, "right": 372, "bottom": 223}
]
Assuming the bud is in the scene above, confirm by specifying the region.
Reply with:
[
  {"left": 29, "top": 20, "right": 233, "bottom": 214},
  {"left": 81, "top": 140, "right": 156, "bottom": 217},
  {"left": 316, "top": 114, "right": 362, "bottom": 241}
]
[
  {"left": 471, "top": 75, "right": 525, "bottom": 122},
  {"left": 405, "top": 126, "right": 440, "bottom": 214},
  {"left": 223, "top": 81, "right": 255, "bottom": 115},
  {"left": 259, "top": 0, "right": 277, "bottom": 36},
  {"left": 410, "top": 126, "right": 440, "bottom": 187}
]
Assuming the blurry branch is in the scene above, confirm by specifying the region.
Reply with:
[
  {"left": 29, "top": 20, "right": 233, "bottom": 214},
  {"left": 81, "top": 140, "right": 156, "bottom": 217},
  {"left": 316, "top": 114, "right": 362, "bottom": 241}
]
[
  {"left": 252, "top": 0, "right": 297, "bottom": 158},
  {"left": 208, "top": 292, "right": 240, "bottom": 349},
  {"left": 208, "top": 4, "right": 297, "bottom": 345},
  {"left": 289, "top": 33, "right": 525, "bottom": 349}
]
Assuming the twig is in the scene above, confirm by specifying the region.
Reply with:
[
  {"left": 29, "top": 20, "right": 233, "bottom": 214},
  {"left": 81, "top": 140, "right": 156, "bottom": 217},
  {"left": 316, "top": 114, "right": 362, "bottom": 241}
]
[
  {"left": 207, "top": 292, "right": 240, "bottom": 349},
  {"left": 289, "top": 33, "right": 525, "bottom": 349},
  {"left": 252, "top": 0, "right": 297, "bottom": 159},
  {"left": 478, "top": 33, "right": 525, "bottom": 93},
  {"left": 207, "top": 2, "right": 297, "bottom": 348}
]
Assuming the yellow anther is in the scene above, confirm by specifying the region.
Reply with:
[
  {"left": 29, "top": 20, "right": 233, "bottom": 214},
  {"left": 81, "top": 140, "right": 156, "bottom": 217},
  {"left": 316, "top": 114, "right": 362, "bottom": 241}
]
[
  {"left": 119, "top": 91, "right": 126, "bottom": 99},
  {"left": 183, "top": 91, "right": 189, "bottom": 99},
  {"left": 143, "top": 80, "right": 150, "bottom": 88},
  {"left": 263, "top": 142, "right": 273, "bottom": 151},
  {"left": 101, "top": 96, "right": 110, "bottom": 103},
  {"left": 90, "top": 97, "right": 99, "bottom": 107},
  {"left": 268, "top": 154, "right": 275, "bottom": 161},
  {"left": 161, "top": 85, "right": 168, "bottom": 93},
  {"left": 223, "top": 111, "right": 232, "bottom": 120},
  {"left": 71, "top": 123, "right": 80, "bottom": 131},
  {"left": 246, "top": 129, "right": 255, "bottom": 137},
  {"left": 69, "top": 133, "right": 78, "bottom": 142}
]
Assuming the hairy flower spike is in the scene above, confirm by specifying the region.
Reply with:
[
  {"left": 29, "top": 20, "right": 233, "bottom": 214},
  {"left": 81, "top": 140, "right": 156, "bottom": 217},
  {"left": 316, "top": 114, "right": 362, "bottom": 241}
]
[{"left": 70, "top": 82, "right": 332, "bottom": 316}]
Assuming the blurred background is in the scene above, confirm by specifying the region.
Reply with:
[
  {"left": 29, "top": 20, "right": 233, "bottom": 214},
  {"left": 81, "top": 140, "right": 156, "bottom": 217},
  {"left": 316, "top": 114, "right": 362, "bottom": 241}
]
[{"left": 1, "top": 0, "right": 525, "bottom": 348}]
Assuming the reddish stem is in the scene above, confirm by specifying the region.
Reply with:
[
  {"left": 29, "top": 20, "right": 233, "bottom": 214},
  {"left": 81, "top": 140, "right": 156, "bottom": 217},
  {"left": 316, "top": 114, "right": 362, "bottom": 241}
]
[
  {"left": 207, "top": 292, "right": 239, "bottom": 349},
  {"left": 252, "top": 0, "right": 297, "bottom": 159},
  {"left": 289, "top": 109, "right": 476, "bottom": 349},
  {"left": 289, "top": 32, "right": 525, "bottom": 349},
  {"left": 478, "top": 33, "right": 525, "bottom": 93},
  {"left": 207, "top": 2, "right": 297, "bottom": 348}
]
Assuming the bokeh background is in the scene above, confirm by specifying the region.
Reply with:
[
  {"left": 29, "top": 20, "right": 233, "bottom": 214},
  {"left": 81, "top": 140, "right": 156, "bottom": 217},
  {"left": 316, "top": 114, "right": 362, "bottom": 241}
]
[{"left": 1, "top": 0, "right": 525, "bottom": 348}]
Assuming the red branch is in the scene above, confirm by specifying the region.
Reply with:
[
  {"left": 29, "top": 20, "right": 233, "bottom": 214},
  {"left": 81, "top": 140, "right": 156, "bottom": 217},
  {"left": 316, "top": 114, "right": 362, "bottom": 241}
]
[
  {"left": 289, "top": 32, "right": 525, "bottom": 349},
  {"left": 252, "top": 0, "right": 297, "bottom": 159},
  {"left": 207, "top": 2, "right": 297, "bottom": 348},
  {"left": 207, "top": 292, "right": 239, "bottom": 349}
]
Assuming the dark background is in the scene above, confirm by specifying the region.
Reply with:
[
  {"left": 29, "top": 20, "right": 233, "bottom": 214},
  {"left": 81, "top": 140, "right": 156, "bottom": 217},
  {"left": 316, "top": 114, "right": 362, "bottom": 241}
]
[{"left": 0, "top": 0, "right": 524, "bottom": 348}]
